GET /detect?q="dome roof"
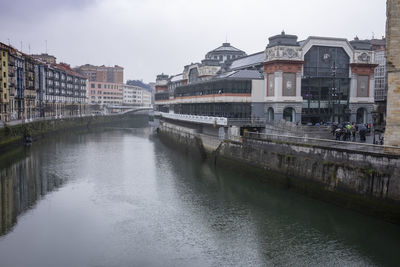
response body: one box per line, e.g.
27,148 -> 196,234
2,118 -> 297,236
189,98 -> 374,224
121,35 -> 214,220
205,42 -> 247,64
210,42 -> 244,53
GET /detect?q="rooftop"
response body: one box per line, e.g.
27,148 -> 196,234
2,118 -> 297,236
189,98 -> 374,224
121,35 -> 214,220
229,51 -> 264,70
216,69 -> 263,79
211,42 -> 244,52
268,31 -> 299,47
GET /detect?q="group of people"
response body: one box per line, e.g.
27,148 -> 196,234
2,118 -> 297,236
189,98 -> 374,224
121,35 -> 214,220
331,122 -> 369,142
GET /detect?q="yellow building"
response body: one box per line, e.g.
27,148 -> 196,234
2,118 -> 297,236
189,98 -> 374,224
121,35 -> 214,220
0,45 -> 9,122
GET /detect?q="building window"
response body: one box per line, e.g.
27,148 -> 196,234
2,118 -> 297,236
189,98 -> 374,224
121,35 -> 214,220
97,90 -> 101,94
283,73 -> 296,96
91,83 -> 95,88
98,84 -> 101,88
357,75 -> 369,97
267,74 -> 274,96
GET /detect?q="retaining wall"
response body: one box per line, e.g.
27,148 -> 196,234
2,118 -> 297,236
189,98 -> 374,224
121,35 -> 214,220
0,113 -> 148,151
157,122 -> 400,223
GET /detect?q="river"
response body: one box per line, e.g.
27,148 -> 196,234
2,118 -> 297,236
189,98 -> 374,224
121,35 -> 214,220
0,125 -> 399,267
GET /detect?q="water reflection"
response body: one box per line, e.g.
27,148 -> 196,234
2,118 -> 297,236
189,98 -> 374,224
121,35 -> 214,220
153,142 -> 400,266
0,127 -> 399,267
0,149 -> 64,236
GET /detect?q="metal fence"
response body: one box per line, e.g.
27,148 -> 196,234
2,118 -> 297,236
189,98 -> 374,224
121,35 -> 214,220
160,112 -> 228,126
227,118 -> 267,127
243,131 -> 400,155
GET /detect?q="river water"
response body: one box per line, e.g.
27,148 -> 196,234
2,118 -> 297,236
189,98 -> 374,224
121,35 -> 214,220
0,126 -> 400,267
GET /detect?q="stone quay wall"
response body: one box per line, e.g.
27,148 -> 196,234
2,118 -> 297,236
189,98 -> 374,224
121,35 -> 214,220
157,123 -> 400,223
0,113 -> 148,151
385,0 -> 400,147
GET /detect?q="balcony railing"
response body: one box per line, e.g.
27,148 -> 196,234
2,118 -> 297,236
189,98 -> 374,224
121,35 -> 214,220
160,112 -> 228,126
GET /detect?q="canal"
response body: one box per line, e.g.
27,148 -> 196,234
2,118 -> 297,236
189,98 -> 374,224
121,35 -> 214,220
0,125 -> 400,267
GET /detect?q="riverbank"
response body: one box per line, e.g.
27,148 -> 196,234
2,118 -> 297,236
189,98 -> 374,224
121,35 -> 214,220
0,113 -> 148,152
157,122 -> 400,224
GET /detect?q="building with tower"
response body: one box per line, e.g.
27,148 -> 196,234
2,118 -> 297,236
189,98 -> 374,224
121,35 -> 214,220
154,32 -> 378,126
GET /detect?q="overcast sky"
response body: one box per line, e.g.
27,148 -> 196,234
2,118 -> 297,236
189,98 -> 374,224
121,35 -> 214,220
0,0 -> 386,83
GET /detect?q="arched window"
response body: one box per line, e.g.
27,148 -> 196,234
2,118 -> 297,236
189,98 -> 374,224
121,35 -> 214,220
188,68 -> 199,84
356,108 -> 367,124
283,107 -> 295,122
267,107 -> 274,122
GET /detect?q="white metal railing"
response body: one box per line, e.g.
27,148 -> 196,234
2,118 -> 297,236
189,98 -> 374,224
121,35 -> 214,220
244,131 -> 400,155
160,112 -> 228,126
227,118 -> 267,126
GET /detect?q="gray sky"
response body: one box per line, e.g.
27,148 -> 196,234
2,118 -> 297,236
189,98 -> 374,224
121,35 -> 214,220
0,0 -> 386,83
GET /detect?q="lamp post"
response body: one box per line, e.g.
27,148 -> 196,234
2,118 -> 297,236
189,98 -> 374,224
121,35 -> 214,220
371,109 -> 378,144
331,61 -> 337,123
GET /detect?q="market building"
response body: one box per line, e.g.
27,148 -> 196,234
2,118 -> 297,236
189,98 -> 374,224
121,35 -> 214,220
155,32 -> 378,125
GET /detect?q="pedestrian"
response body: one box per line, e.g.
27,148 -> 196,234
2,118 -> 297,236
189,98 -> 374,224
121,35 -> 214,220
359,124 -> 367,142
345,123 -> 351,141
335,127 -> 342,141
351,123 -> 356,142
331,123 -> 338,136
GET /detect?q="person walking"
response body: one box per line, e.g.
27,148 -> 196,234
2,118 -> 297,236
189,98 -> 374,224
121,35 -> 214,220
359,124 -> 367,142
331,122 -> 338,137
351,123 -> 356,142
335,127 -> 342,141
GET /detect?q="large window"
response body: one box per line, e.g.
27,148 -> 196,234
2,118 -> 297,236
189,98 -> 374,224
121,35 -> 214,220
175,79 -> 251,98
357,75 -> 369,97
267,74 -> 274,96
283,73 -> 296,96
303,46 -> 350,78
301,77 -> 350,123
188,68 -> 199,84
173,103 -> 251,118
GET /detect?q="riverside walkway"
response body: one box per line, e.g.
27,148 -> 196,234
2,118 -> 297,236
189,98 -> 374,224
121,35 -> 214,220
244,132 -> 400,155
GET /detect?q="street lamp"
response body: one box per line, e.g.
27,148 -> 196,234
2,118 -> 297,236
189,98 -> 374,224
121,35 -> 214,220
371,110 -> 378,144
331,61 -> 337,123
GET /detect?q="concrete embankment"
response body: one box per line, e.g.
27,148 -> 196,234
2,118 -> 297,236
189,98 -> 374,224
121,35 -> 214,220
0,113 -> 148,151
157,122 -> 400,224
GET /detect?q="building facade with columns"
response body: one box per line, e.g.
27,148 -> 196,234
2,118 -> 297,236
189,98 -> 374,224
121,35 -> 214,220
155,33 -> 377,125
261,33 -> 377,124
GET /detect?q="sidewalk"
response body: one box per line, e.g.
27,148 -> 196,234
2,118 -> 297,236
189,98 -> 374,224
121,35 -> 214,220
0,114 -> 93,128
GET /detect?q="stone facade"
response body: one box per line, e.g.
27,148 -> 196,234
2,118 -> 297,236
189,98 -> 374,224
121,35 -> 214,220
385,0 -> 400,147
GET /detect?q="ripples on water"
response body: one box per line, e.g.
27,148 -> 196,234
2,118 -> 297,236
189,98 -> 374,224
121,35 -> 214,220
0,126 -> 399,267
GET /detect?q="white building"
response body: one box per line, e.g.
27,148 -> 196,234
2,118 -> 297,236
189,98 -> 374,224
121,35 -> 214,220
123,84 -> 152,107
